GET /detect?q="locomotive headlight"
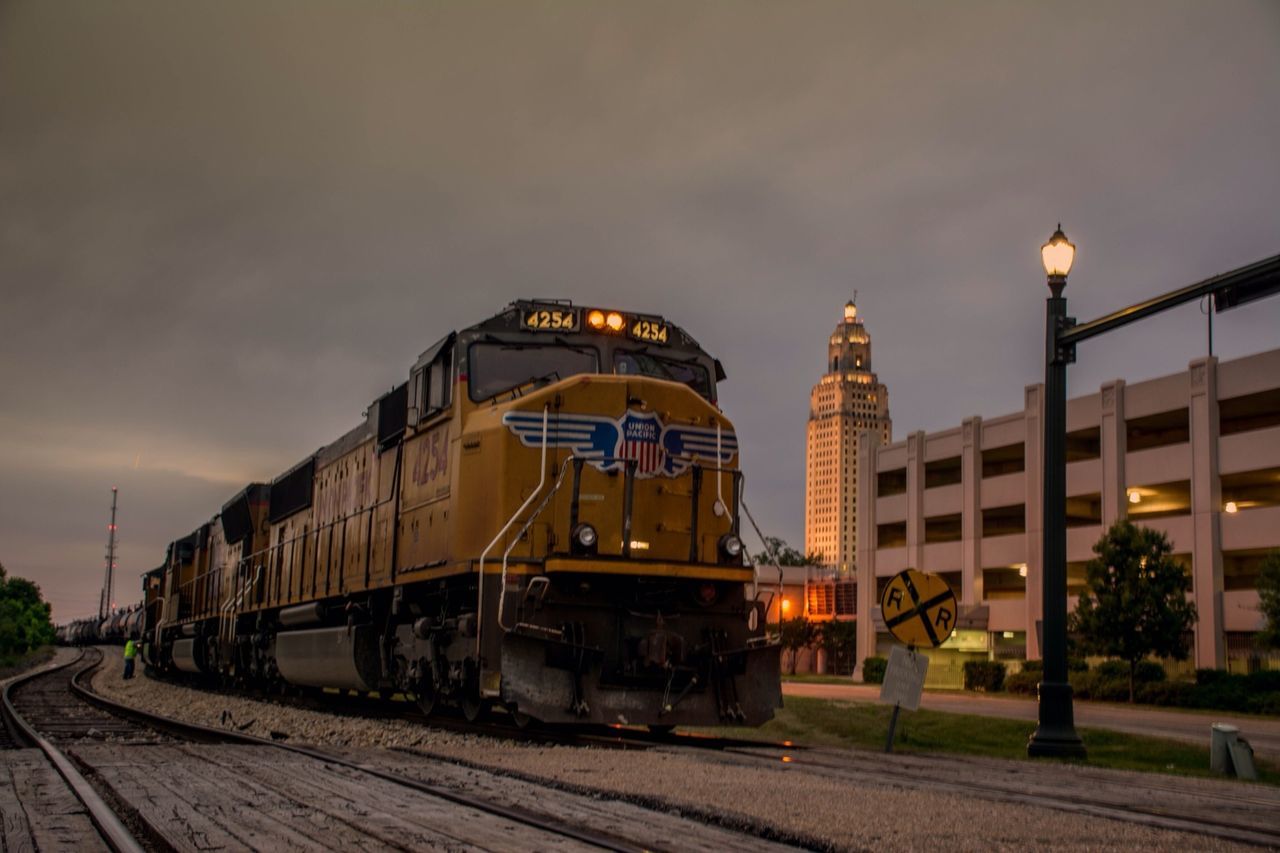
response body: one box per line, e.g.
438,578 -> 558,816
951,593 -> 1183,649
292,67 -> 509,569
572,523 -> 599,555
718,533 -> 743,564
605,311 -> 625,331
587,309 -> 606,329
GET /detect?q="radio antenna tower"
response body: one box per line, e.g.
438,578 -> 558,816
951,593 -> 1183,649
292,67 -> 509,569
100,487 -> 118,620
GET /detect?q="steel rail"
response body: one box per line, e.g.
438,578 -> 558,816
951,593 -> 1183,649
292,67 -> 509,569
1,650 -> 146,853
690,743 -> 1280,849
70,652 -> 648,852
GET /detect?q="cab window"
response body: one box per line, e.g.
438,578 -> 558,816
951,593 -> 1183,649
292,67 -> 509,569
613,349 -> 711,399
468,342 -> 599,401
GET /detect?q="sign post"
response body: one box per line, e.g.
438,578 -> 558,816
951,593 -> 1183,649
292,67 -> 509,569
877,569 -> 958,753
880,644 -> 928,752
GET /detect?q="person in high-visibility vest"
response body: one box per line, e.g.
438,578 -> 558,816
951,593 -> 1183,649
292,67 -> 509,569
123,635 -> 138,680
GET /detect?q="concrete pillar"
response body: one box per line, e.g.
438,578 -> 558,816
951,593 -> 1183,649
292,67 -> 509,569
905,430 -> 926,570
1100,379 -> 1127,526
854,429 -> 879,680
1188,357 -> 1224,668
1024,384 -> 1045,660
961,416 -> 983,605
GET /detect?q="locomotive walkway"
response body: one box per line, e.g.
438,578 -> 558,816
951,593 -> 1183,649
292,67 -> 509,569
782,680 -> 1280,759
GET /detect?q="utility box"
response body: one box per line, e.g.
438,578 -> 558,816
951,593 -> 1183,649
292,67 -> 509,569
1210,723 -> 1258,781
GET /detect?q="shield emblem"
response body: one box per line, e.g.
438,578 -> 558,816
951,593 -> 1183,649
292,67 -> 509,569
619,411 -> 666,478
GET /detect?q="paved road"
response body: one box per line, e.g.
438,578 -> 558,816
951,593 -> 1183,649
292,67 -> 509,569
783,681 -> 1280,760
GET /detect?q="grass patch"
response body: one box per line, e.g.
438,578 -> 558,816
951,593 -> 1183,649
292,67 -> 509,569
691,696 -> 1280,785
780,673 -> 857,685
0,646 -> 54,680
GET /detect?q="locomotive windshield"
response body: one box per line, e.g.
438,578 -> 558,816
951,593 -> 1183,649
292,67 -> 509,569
613,349 -> 711,399
468,341 -> 599,401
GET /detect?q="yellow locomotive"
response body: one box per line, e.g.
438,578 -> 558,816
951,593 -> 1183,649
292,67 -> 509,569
144,301 -> 782,727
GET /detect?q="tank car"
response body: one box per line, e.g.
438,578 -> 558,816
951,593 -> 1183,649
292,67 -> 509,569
146,301 -> 783,727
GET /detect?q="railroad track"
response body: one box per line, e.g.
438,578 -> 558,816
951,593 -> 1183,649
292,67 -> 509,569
106,653 -> 1280,848
652,738 -> 1280,849
11,648 -> 802,852
3,649 -> 145,852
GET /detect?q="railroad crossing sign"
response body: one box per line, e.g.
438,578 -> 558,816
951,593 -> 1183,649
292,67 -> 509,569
879,569 -> 957,648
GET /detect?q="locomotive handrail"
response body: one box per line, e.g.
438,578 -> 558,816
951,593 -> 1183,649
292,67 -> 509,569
715,422 -> 726,516
740,497 -> 784,636
476,404 -> 550,661
219,562 -> 262,644
497,455 -> 577,633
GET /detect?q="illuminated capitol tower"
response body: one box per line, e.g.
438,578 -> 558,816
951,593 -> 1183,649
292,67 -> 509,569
805,299 -> 891,568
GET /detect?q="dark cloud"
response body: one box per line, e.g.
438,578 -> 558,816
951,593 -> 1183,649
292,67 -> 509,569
2,1 -> 1277,619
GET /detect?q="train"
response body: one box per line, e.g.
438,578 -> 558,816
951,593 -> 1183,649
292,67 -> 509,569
56,607 -> 144,646
133,301 -> 783,728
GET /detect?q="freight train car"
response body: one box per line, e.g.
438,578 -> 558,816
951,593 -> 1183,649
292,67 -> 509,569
146,301 -> 782,728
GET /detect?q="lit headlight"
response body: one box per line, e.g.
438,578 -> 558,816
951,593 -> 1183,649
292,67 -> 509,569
572,523 -> 598,554
587,310 -> 606,329
718,533 -> 743,563
605,311 -> 625,331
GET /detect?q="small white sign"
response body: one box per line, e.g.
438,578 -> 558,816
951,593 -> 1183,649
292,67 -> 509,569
879,645 -> 928,711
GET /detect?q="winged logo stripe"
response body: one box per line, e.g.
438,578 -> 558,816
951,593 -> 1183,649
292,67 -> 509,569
501,409 -> 738,478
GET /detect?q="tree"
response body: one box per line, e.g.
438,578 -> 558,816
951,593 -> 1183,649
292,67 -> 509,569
753,536 -> 823,567
1258,549 -> 1280,650
0,562 -> 56,658
1068,520 -> 1197,702
779,617 -> 816,676
816,619 -> 858,675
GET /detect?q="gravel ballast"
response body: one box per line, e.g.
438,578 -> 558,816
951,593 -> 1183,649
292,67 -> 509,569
90,647 -> 1257,851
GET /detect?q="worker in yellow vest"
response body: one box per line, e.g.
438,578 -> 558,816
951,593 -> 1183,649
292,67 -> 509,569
123,635 -> 138,680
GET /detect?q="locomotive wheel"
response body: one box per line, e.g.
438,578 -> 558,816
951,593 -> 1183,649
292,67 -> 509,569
506,704 -> 536,730
461,695 -> 490,723
415,685 -> 438,717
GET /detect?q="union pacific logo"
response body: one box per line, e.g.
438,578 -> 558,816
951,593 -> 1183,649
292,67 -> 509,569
501,410 -> 737,479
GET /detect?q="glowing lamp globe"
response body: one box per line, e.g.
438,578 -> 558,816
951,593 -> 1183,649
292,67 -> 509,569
1041,225 -> 1076,280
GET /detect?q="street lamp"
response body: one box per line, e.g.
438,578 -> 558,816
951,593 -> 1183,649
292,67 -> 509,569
1041,225 -> 1076,279
1028,224 -> 1087,758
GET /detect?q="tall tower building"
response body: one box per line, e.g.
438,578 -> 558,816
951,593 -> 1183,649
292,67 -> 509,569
805,300 -> 891,568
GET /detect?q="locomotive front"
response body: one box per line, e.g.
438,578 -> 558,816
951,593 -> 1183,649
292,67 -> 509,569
454,303 -> 783,727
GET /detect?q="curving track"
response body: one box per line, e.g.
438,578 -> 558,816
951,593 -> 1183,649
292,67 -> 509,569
133,658 -> 1280,849
3,649 -> 144,852
11,648 -> 803,852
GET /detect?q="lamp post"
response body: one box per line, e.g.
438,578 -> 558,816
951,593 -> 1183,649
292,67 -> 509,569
1028,225 -> 1087,758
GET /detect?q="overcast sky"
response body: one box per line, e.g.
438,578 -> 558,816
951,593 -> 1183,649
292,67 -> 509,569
2,1 -> 1277,621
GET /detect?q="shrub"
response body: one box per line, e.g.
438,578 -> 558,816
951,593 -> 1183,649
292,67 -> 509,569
1019,660 -> 1043,675
1195,668 -> 1230,686
1134,661 -> 1167,683
1135,680 -> 1196,706
1068,670 -> 1094,699
1192,678 -> 1252,713
1249,692 -> 1280,715
963,660 -> 1006,692
1245,670 -> 1280,692
1094,660 -> 1128,680
1005,671 -> 1039,695
1091,677 -> 1132,702
861,656 -> 887,684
